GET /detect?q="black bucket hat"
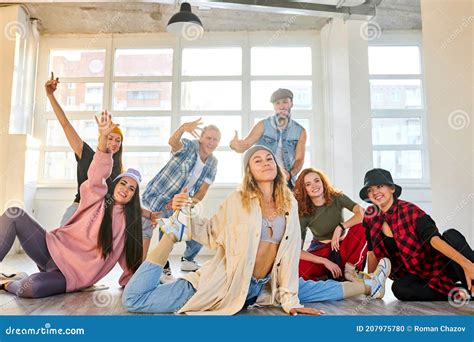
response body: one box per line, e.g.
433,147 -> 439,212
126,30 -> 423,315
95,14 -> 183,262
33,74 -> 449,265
359,168 -> 402,203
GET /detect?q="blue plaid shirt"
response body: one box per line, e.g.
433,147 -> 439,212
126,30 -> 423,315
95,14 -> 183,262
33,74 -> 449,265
142,139 -> 218,216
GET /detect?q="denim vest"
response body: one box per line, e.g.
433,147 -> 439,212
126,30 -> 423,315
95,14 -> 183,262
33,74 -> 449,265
256,116 -> 303,185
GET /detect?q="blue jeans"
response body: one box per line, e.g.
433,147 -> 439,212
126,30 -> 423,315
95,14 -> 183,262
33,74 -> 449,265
123,262 -> 344,313
298,277 -> 343,302
123,261 -> 270,313
182,240 -> 202,261
244,274 -> 271,307
307,239 -> 326,253
123,261 -> 196,313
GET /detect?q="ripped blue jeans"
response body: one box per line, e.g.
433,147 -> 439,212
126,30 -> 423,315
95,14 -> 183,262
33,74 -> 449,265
123,261 -> 343,314
122,261 -> 270,314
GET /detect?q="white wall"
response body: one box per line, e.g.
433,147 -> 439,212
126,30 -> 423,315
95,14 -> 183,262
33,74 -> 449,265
347,21 -> 374,202
0,6 -> 19,215
421,0 -> 473,243
321,19 -> 356,196
0,5 -> 40,256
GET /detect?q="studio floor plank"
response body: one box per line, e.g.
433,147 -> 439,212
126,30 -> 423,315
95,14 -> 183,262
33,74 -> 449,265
1,254 -> 472,316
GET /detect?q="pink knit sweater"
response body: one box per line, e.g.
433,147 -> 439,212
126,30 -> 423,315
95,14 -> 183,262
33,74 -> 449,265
46,150 -> 132,292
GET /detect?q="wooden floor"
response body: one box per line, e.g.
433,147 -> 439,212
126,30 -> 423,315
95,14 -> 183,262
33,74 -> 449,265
1,253 -> 472,316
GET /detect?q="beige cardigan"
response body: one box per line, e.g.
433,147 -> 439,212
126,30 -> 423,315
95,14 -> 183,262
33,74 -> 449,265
178,190 -> 303,315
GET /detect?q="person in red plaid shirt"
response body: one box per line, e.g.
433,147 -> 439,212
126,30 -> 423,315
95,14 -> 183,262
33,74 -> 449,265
360,168 -> 474,301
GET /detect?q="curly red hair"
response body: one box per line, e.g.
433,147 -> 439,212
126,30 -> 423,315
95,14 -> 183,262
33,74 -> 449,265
293,168 -> 342,217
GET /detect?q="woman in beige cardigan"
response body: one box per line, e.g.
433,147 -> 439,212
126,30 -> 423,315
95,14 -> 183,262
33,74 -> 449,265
123,145 -> 389,315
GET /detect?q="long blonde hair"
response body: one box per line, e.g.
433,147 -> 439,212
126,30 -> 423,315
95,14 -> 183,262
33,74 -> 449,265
240,162 -> 293,214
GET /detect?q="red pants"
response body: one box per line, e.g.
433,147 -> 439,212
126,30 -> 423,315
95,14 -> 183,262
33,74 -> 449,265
299,223 -> 368,281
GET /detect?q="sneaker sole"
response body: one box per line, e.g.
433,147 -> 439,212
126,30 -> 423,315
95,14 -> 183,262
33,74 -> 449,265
180,266 -> 199,272
160,277 -> 176,284
372,259 -> 392,299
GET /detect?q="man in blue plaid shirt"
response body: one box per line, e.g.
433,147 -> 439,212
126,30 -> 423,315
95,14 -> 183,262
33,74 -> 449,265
141,118 -> 220,283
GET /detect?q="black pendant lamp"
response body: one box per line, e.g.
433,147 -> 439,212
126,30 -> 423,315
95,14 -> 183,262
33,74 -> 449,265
167,2 -> 204,38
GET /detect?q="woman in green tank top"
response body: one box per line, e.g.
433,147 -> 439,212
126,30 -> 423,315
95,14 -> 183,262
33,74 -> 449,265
294,168 -> 368,281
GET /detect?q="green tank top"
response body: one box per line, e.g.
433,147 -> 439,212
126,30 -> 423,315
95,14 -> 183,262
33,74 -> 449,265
299,193 -> 357,241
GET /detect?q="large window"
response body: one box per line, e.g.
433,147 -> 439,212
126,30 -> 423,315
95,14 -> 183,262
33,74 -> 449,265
38,38 -> 315,185
249,46 -> 314,173
368,45 -> 428,182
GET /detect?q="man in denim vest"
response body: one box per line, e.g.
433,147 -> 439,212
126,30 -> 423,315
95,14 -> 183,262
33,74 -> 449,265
230,88 -> 307,187
142,118 -> 220,283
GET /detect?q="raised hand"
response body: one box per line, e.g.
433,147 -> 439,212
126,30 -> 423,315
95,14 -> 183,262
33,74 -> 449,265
289,307 -> 325,316
229,130 -> 250,151
181,118 -> 203,139
45,72 -> 60,96
171,187 -> 193,211
94,110 -> 119,138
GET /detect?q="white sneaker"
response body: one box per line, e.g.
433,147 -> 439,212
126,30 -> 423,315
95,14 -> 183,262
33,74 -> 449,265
367,258 -> 391,299
158,211 -> 190,242
180,258 -> 201,272
160,267 -> 176,284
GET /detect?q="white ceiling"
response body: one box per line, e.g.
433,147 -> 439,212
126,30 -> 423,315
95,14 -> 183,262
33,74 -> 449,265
3,0 -> 421,34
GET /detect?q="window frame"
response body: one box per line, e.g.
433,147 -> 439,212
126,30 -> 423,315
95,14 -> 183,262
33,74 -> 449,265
368,33 -> 430,185
34,32 -> 319,187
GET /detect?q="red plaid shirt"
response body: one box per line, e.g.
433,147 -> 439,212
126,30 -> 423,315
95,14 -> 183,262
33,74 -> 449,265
363,199 -> 454,295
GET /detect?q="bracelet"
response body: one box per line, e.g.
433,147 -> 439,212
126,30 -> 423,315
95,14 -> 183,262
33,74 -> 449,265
338,223 -> 346,231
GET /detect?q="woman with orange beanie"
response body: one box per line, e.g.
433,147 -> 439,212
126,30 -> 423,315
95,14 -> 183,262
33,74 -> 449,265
45,72 -> 126,226
46,73 -> 159,259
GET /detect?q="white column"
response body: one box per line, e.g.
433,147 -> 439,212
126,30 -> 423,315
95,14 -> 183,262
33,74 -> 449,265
421,0 -> 473,243
320,18 -> 373,200
0,6 -> 40,256
0,5 -> 22,211
347,20 -> 373,201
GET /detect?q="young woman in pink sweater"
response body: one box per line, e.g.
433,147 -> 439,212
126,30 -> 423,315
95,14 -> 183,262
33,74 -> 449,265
0,112 -> 143,297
